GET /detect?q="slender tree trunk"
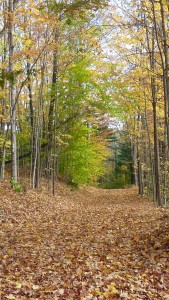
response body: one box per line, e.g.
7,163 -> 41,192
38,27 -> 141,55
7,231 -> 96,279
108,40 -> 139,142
0,5 -> 7,179
131,117 -> 138,186
47,29 -> 58,188
0,143 -> 6,180
137,114 -> 144,195
133,143 -> 138,186
27,61 -> 34,129
152,98 -> 161,204
32,63 -> 44,188
144,96 -> 155,200
52,101 -> 57,196
150,29 -> 162,206
137,154 -> 144,195
27,60 -> 37,184
48,29 -> 58,143
159,0 -> 169,146
8,0 -> 17,181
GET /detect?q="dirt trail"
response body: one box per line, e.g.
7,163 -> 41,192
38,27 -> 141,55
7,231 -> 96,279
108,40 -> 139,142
0,181 -> 169,300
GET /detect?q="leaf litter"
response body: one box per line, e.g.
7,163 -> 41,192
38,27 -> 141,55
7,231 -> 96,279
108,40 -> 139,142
0,180 -> 169,299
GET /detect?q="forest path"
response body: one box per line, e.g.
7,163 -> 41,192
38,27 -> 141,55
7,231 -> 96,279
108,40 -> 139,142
0,181 -> 169,300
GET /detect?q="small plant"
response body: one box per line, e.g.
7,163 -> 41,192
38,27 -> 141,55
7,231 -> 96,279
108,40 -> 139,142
68,180 -> 78,191
10,178 -> 23,193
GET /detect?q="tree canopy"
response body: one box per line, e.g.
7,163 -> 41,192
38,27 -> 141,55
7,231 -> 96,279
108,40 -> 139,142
1,0 -> 169,206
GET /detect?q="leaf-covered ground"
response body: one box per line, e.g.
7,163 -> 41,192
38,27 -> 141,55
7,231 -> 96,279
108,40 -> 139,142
0,180 -> 169,300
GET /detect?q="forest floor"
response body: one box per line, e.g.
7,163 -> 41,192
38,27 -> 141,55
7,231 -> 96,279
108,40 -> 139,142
0,180 -> 169,300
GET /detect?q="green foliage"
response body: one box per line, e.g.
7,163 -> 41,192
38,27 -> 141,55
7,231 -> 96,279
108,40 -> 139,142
10,178 -> 23,193
54,56 -> 112,187
0,70 -> 23,87
100,135 -> 133,189
48,0 -> 108,15
116,141 -> 132,168
101,171 -> 131,189
0,137 -> 11,149
59,122 -> 108,186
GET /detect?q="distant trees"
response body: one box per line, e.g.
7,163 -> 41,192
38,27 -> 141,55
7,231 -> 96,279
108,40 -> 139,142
100,131 -> 134,189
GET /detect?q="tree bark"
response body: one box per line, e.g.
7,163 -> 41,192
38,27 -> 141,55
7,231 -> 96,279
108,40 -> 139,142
8,0 -> 17,181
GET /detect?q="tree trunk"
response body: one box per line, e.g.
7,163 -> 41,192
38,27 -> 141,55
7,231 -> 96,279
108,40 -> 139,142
150,28 -> 162,206
47,29 -> 58,188
8,0 -> 17,181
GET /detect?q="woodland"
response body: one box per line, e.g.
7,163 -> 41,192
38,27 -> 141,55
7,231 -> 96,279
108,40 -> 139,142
0,0 -> 169,299
0,0 -> 169,205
